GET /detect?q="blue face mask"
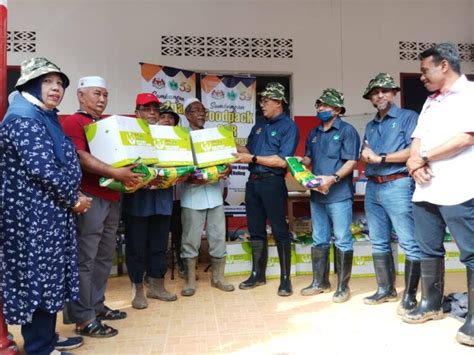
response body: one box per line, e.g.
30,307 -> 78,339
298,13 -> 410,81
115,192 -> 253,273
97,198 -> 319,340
317,110 -> 334,122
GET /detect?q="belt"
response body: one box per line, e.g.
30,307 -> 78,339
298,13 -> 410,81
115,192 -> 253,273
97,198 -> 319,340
249,173 -> 277,180
368,172 -> 409,184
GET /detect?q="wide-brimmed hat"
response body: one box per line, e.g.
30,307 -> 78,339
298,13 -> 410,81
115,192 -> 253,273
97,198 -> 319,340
15,57 -> 70,89
316,88 -> 346,115
363,73 -> 400,99
159,102 -> 180,124
258,82 -> 287,103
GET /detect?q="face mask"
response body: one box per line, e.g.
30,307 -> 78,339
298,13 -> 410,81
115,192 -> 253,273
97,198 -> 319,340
317,110 -> 334,122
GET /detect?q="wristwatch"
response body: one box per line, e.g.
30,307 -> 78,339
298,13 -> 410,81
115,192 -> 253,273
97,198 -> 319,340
251,155 -> 258,163
332,174 -> 341,183
421,150 -> 429,162
380,153 -> 387,163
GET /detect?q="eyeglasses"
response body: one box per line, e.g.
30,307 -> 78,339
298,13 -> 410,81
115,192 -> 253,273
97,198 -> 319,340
259,98 -> 273,105
138,106 -> 160,114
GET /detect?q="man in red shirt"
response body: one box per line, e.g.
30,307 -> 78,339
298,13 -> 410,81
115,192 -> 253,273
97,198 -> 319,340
62,76 -> 142,338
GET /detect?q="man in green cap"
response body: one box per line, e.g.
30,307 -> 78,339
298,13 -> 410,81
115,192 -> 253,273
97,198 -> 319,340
233,82 -> 299,297
297,88 -> 360,303
360,73 -> 421,314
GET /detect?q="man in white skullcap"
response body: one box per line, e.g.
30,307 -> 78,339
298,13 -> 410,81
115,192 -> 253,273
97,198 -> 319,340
62,76 -> 143,338
179,98 -> 234,297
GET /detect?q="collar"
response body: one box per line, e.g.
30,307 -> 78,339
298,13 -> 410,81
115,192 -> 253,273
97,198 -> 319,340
318,116 -> 341,131
267,112 -> 286,125
22,92 -> 50,112
428,75 -> 468,100
76,110 -> 99,121
373,104 -> 400,123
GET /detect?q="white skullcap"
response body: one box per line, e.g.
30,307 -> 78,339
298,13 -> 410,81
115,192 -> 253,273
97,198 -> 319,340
77,76 -> 107,90
184,97 -> 200,111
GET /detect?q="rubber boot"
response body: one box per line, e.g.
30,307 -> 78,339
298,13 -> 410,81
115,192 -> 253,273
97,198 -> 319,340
210,257 -> 235,292
277,242 -> 293,297
456,267 -> 474,346
397,259 -> 421,316
333,248 -> 353,303
363,252 -> 397,305
239,239 -> 268,290
402,257 -> 445,324
300,246 -> 331,296
147,277 -> 177,301
131,283 -> 148,309
181,257 -> 197,297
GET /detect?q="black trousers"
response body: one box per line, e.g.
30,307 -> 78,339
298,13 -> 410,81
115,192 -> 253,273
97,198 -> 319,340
245,175 -> 291,243
124,213 -> 171,283
21,308 -> 57,355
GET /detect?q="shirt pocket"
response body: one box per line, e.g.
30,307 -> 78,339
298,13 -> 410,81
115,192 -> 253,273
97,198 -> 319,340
324,140 -> 342,159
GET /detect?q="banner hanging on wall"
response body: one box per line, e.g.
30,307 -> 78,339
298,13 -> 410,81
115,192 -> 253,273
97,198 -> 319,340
140,63 -> 196,125
200,75 -> 256,215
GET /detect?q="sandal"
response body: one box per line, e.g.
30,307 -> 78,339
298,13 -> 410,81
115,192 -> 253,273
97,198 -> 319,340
96,305 -> 127,321
75,319 -> 118,338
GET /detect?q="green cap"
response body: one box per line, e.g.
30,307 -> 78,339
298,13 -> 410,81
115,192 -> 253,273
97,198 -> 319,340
363,73 -> 400,99
15,57 -> 70,89
159,102 -> 180,124
258,82 -> 287,103
316,88 -> 346,115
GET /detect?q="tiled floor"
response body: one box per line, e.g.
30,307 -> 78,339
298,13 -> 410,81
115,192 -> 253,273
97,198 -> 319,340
7,264 -> 472,354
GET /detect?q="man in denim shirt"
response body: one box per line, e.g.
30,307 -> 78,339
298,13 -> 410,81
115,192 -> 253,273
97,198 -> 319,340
298,89 -> 360,303
180,98 -> 234,297
234,83 -> 299,297
360,73 -> 421,315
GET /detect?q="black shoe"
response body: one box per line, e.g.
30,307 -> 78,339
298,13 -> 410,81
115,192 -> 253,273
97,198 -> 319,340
363,252 -> 397,305
333,248 -> 353,303
239,239 -> 268,290
456,267 -> 474,346
300,246 -> 331,296
397,259 -> 421,316
277,242 -> 293,297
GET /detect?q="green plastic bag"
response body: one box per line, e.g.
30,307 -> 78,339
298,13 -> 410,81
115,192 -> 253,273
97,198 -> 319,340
99,160 -> 158,193
286,157 -> 322,189
147,165 -> 196,189
189,164 -> 231,184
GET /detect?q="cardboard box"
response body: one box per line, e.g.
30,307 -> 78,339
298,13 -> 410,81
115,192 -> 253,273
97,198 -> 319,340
352,241 -> 398,277
266,244 -> 297,279
85,115 -> 158,167
293,217 -> 312,234
224,241 -> 252,276
190,126 -> 237,168
149,125 -> 194,166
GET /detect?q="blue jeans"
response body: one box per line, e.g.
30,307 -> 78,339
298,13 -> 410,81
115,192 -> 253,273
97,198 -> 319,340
365,177 -> 420,260
413,198 -> 474,268
310,198 -> 353,252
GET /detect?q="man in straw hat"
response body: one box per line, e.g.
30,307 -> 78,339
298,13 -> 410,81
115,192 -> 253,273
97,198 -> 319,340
298,88 -> 360,303
233,82 -> 299,297
62,76 -> 143,338
360,73 -> 421,313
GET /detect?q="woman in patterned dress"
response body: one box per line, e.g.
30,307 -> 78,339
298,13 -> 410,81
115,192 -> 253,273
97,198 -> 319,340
0,57 -> 91,354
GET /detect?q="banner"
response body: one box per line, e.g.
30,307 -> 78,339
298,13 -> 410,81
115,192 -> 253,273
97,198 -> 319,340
201,75 -> 256,215
140,63 -> 196,126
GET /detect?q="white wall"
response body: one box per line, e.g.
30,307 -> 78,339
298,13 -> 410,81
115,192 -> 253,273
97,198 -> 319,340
7,0 -> 474,132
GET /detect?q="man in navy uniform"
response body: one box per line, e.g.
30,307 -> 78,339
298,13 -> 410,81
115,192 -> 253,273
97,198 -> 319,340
234,82 -> 299,296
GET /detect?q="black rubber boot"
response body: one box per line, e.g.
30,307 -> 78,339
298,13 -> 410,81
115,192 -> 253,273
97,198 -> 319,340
300,246 -> 331,296
402,257 -> 445,324
239,239 -> 268,290
397,259 -> 421,316
456,267 -> 474,346
277,242 -> 293,296
333,248 -> 353,303
363,252 -> 397,305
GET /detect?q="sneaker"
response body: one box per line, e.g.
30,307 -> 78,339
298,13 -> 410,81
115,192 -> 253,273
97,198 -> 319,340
55,334 -> 84,351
